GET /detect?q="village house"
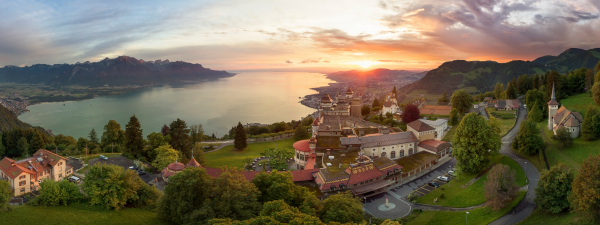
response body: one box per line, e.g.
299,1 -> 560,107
0,149 -> 73,196
418,119 -> 448,140
381,92 -> 399,115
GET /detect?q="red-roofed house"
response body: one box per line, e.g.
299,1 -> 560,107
0,149 -> 72,196
418,139 -> 452,158
293,139 -> 316,170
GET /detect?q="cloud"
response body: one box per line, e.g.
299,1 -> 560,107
285,59 -> 294,63
378,60 -> 404,62
301,58 -> 323,63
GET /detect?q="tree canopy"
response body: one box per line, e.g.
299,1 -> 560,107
450,90 -> 473,114
527,101 -> 543,122
581,105 -> 600,141
169,118 -> 192,160
152,144 -> 179,170
514,119 -> 544,155
234,122 -> 247,150
569,154 -> 600,221
535,163 -> 573,214
402,104 -> 420,123
452,113 -> 499,173
319,191 -> 364,224
0,179 -> 11,211
484,164 -> 518,211
125,115 -> 144,157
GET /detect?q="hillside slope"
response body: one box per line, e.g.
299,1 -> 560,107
0,104 -> 34,132
0,56 -> 234,87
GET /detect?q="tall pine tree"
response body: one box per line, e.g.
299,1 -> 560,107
18,137 -> 29,157
28,131 -> 44,155
234,122 -> 247,150
0,135 -> 5,156
581,105 -> 599,141
125,115 -> 145,157
89,128 -> 99,143
527,101 -> 543,122
169,118 -> 191,159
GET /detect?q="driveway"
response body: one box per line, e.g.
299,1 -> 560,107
87,155 -> 158,184
66,157 -> 84,171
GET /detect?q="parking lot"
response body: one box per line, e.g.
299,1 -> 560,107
87,155 -> 158,184
409,172 -> 453,197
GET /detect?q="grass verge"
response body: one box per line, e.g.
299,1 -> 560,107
517,209 -> 594,225
204,138 -> 296,168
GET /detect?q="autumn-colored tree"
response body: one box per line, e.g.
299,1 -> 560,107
569,154 -> 600,221
535,163 -> 574,214
152,144 -> 179,170
160,124 -> 169,136
401,104 -> 420,123
484,164 -> 519,211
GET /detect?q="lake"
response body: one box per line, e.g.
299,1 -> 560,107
18,72 -> 331,139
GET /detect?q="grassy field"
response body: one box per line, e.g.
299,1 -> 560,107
561,92 -> 593,117
204,138 -> 297,168
417,155 -> 527,207
486,108 -> 517,136
517,209 -> 593,225
442,126 -> 456,142
0,204 -> 167,225
407,191 -> 526,225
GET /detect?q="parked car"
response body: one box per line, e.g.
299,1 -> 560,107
99,155 -> 108,160
448,170 -> 455,175
128,166 -> 137,170
68,176 -> 81,184
428,182 -> 440,188
137,169 -> 146,175
437,176 -> 450,182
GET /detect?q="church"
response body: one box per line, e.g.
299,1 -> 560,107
548,84 -> 583,138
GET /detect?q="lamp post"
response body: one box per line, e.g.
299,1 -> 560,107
466,211 -> 469,225
525,162 -> 528,183
363,197 -> 367,218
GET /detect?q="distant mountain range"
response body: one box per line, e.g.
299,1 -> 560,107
0,56 -> 234,87
405,48 -> 600,94
326,68 -> 426,88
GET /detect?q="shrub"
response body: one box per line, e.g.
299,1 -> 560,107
439,193 -> 445,199
29,179 -> 81,206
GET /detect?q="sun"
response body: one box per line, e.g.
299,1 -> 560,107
350,60 -> 379,68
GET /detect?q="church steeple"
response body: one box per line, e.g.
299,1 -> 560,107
548,82 -> 559,106
551,83 -> 556,100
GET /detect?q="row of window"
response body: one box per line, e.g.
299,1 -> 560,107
373,149 -> 414,158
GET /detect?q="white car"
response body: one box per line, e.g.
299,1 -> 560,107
437,176 -> 450,182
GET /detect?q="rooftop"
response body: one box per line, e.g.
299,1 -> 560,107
407,120 -> 435,132
395,151 -> 439,171
420,105 -> 451,115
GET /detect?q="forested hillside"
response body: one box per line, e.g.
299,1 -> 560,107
0,104 -> 32,132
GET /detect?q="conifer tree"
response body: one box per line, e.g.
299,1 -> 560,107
29,131 -> 44,155
88,128 -> 99,143
392,86 -> 397,96
125,115 -> 145,157
582,105 -> 599,141
449,108 -> 459,126
371,98 -> 380,108
192,143 -> 207,165
169,118 -> 191,158
527,101 -> 543,122
0,135 -> 5,156
234,122 -> 247,150
18,137 -> 29,157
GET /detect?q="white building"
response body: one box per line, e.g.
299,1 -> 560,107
340,132 -> 419,160
418,119 -> 448,140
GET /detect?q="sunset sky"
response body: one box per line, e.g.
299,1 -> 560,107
1,0 -> 599,71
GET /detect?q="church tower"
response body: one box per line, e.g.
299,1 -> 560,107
547,83 -> 559,130
350,92 -> 362,118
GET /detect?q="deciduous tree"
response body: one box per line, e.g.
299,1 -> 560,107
0,135 -> 5,156
158,167 -> 214,224
234,122 -> 247,150
30,179 -> 82,206
28,131 -> 44,155
452,113 -> 499,173
192,143 -> 207,165
484,164 -> 519,211
449,108 -> 459,126
593,83 -> 600,106
527,101 -> 543,122
101,120 -> 125,149
535,163 -> 573,214
361,105 -> 371,116
438,92 -> 448,103
402,104 -> 420,123
450,90 -> 473,114
252,171 -> 320,213
152,144 -> 179,170
514,120 -> 544,155
553,128 -> 573,148
211,166 -> 261,220
581,105 -> 599,141
125,115 -> 144,157
161,124 -> 169,136
294,125 -> 308,140
0,179 -> 11,211
319,191 -> 363,224
18,137 -> 29,157
569,154 -> 600,221
190,124 -> 204,145
83,163 -> 150,210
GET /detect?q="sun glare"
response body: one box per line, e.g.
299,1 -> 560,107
350,61 -> 379,68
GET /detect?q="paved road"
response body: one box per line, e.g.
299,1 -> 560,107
365,158 -> 457,219
490,99 -> 541,225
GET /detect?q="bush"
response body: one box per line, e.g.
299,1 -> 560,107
29,179 -> 82,206
406,193 -> 419,203
440,193 -> 445,199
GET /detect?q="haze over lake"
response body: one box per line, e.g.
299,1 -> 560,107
19,72 -> 331,139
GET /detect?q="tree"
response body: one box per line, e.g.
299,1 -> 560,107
124,115 -> 144,157
527,101 -> 543,122
88,128 -> 99,144
361,105 -> 371,116
553,128 -> 573,148
514,120 -> 544,155
0,180 -> 10,211
76,137 -> 88,151
371,98 -> 380,108
101,120 -> 125,149
234,122 -> 247,150
450,90 -> 473,114
402,104 -> 420,123
30,179 -> 82,206
301,116 -> 314,127
28,131 -> 44,155
0,135 -> 5,156
585,69 -> 594,91
438,92 -> 448,103
152,144 -> 179,170
593,83 -> 600,106
252,171 -> 319,213
505,82 -> 517,99
161,124 -> 169,136
210,166 -> 261,220
192,143 -> 207,165
18,137 -> 29,157
392,86 -> 397,96
190,124 -> 204,145
452,113 -> 499,173
581,105 -> 599,141
494,82 -> 505,99
169,118 -> 191,159
484,164 -> 518,211
535,163 -> 574,214
319,191 -> 363,224
569,154 -> 600,221
294,125 -> 308,140
158,167 -> 214,224
54,134 -> 77,146
449,108 -> 459,126
83,162 -> 151,210
263,147 -> 294,171
487,117 -> 502,140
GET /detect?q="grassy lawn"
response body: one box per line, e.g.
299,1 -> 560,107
442,126 -> 456,142
0,204 -> 167,225
486,108 -> 517,136
204,138 -> 297,168
517,209 -> 593,225
561,92 -> 593,117
417,155 -> 526,207
407,191 -> 526,225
